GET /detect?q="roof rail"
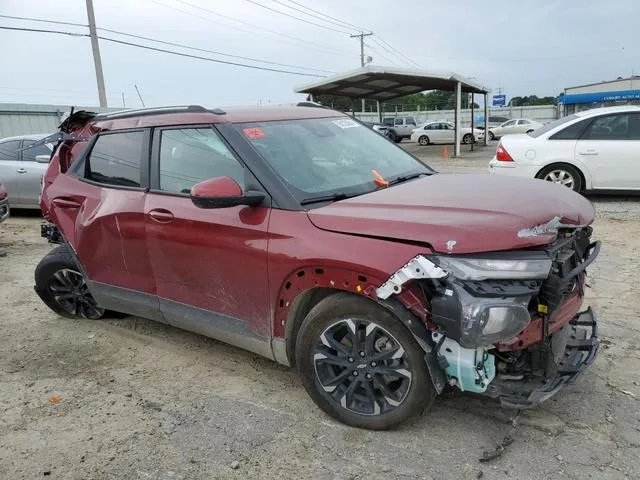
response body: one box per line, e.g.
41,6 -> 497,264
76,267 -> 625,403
94,105 -> 220,121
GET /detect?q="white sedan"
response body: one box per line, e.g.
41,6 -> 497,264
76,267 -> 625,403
488,106 -> 640,192
410,122 -> 484,145
487,118 -> 543,140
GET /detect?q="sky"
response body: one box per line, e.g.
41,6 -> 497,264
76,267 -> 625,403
0,0 -> 638,108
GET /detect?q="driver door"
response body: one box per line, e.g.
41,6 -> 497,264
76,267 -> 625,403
144,126 -> 273,345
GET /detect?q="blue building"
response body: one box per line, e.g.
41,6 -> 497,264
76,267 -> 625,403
559,76 -> 640,116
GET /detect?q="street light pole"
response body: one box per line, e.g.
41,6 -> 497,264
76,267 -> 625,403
86,0 -> 107,107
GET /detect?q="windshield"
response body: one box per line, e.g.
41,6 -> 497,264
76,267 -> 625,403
529,114 -> 579,138
236,117 -> 434,203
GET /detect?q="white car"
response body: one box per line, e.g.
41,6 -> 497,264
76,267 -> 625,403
488,106 -> 640,192
410,121 -> 484,145
488,118 -> 543,140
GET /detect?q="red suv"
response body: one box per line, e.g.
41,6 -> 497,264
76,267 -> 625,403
37,105 -> 600,430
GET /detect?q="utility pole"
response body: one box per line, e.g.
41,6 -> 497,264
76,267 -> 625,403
86,0 -> 107,107
351,32 -> 373,114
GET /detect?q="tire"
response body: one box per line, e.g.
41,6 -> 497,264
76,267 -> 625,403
34,244 -> 106,320
295,293 -> 436,430
463,133 -> 474,144
536,163 -> 583,192
488,131 -> 495,141
526,129 -> 534,134
418,135 -> 429,146
387,131 -> 398,143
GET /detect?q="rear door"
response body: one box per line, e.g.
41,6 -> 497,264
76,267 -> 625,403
575,112 -> 640,189
145,126 -> 272,342
0,139 -> 24,205
19,139 -> 53,207
45,129 -> 159,318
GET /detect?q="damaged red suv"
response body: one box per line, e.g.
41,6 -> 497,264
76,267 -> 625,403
37,105 -> 600,429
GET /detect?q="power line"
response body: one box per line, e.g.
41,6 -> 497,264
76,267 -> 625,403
0,25 -> 324,77
371,36 -> 421,68
96,36 -> 324,77
269,0 -> 364,32
243,0 -> 353,34
282,0 -> 369,31
97,27 -> 334,73
0,14 -> 86,28
0,14 -> 334,74
363,42 -> 401,67
159,0 -> 358,57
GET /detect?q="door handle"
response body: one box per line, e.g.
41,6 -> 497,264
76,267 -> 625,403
148,209 -> 174,223
16,168 -> 27,174
52,197 -> 82,209
579,150 -> 599,156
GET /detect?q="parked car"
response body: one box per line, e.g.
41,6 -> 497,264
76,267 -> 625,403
489,106 -> 640,192
488,118 -> 543,140
37,105 -> 600,430
362,121 -> 390,137
410,121 -> 484,145
471,115 -> 510,130
0,182 -> 9,223
0,134 -> 54,209
382,116 -> 417,143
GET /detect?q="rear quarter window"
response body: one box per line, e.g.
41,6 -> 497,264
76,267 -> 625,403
84,131 -> 144,187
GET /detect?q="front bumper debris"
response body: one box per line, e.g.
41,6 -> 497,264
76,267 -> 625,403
488,307 -> 599,408
41,223 -> 64,244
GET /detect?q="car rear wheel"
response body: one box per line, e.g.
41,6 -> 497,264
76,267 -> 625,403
295,293 -> 435,430
387,131 -> 398,143
488,131 -> 495,141
537,164 -> 583,192
463,133 -> 474,144
526,129 -> 534,134
418,135 -> 429,146
34,245 -> 105,320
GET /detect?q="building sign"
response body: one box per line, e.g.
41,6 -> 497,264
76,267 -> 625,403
492,95 -> 506,107
559,89 -> 640,105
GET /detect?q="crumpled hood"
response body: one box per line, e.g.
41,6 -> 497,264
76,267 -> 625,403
307,174 -> 595,254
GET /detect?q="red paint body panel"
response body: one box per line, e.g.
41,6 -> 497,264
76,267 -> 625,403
308,174 -> 595,254
267,210 -> 427,338
43,174 -> 154,294
144,193 -> 271,336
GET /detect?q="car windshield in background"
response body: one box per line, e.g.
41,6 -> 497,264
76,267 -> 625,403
529,114 -> 579,138
237,117 -> 433,203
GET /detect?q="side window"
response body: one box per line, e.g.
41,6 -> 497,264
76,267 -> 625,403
503,120 -> 517,127
158,128 -> 244,195
0,140 -> 22,161
584,114 -> 629,140
627,114 -> 640,140
86,131 -> 144,187
22,142 -> 52,162
394,118 -> 403,126
549,118 -> 593,140
518,120 -> 530,125
406,117 -> 416,126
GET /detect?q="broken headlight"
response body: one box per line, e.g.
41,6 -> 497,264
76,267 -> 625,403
434,253 -> 552,281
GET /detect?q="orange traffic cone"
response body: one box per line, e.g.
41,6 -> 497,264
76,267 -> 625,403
441,146 -> 449,158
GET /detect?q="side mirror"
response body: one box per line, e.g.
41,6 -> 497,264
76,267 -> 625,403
190,176 -> 265,209
35,154 -> 51,163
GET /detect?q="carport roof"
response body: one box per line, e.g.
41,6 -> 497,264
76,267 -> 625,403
295,65 -> 489,101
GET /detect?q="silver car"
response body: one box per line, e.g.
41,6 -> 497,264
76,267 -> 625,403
0,134 -> 54,209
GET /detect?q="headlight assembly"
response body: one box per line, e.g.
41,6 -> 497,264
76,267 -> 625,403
434,254 -> 552,281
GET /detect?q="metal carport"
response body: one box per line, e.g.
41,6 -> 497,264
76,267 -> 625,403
295,65 -> 490,157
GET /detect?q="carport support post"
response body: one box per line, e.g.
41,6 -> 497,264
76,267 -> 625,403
454,81 -> 462,157
377,100 -> 382,123
484,93 -> 489,146
470,94 -> 474,152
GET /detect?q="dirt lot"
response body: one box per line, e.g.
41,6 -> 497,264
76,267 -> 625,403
1,152 -> 639,479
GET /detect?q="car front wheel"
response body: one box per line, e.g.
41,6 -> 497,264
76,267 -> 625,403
488,131 -> 495,141
34,245 -> 105,320
537,164 -> 583,192
418,135 -> 429,146
462,133 -> 474,144
295,293 -> 435,430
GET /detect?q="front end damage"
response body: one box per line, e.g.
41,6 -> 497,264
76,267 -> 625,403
377,226 -> 600,408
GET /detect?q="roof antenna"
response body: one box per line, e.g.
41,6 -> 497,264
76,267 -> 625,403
134,84 -> 146,107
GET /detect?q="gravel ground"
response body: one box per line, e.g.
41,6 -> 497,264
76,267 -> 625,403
1,154 -> 639,479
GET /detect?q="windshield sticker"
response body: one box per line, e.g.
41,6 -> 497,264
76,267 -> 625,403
332,119 -> 360,129
243,127 -> 266,139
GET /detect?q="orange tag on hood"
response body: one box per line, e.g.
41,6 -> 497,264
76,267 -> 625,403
372,169 -> 389,187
